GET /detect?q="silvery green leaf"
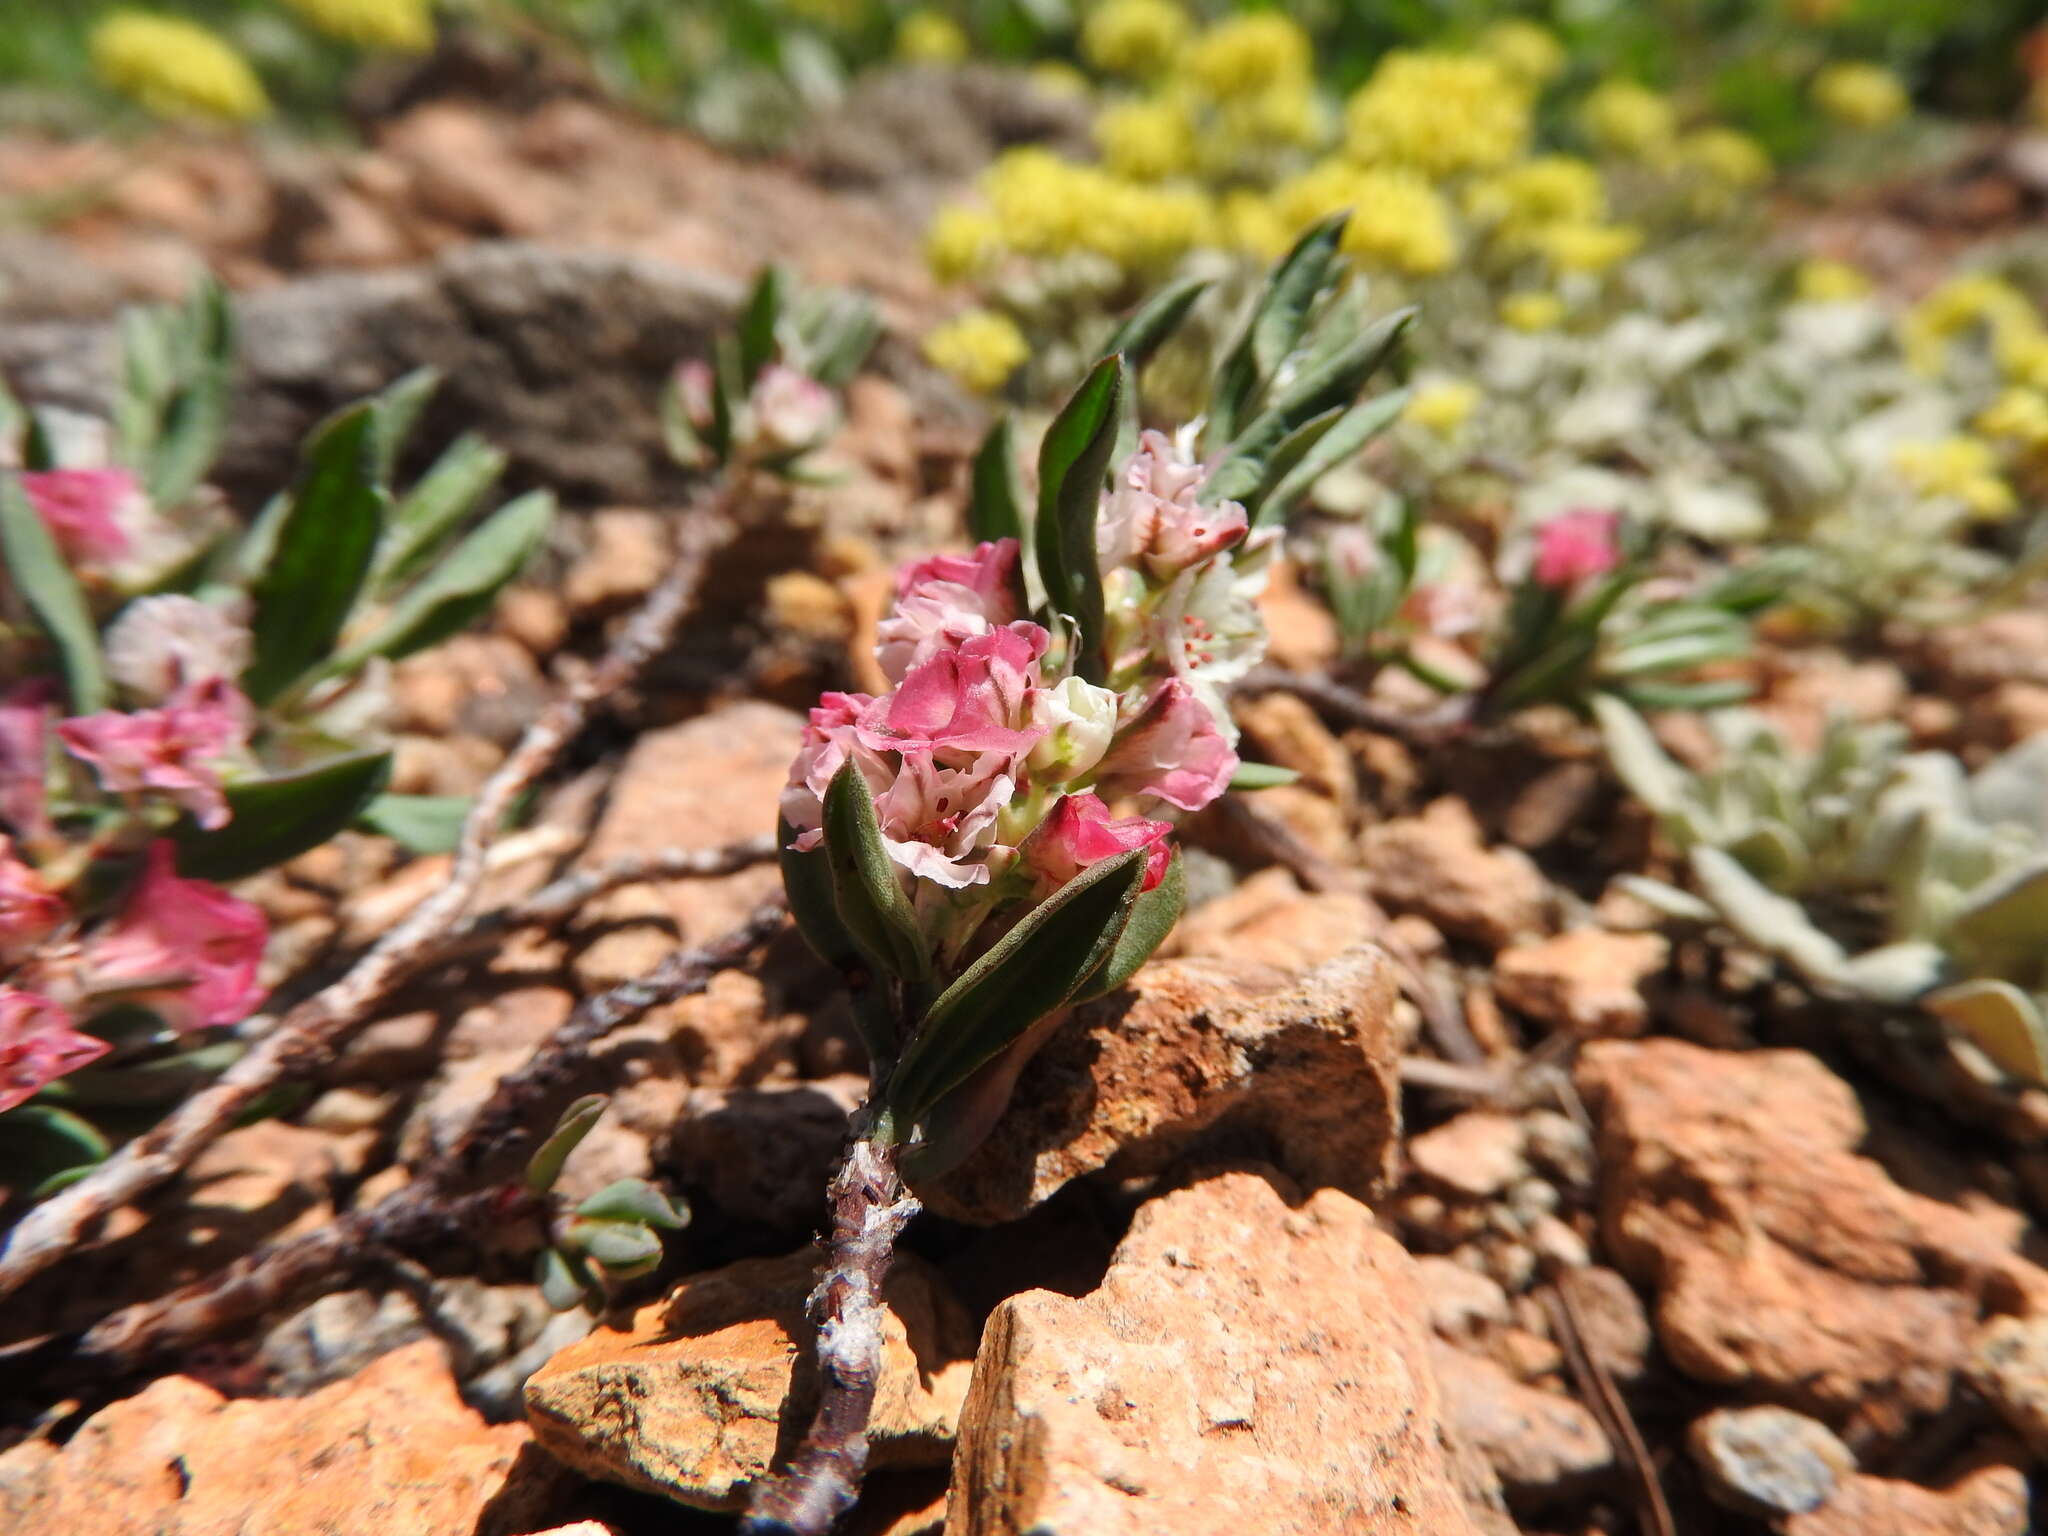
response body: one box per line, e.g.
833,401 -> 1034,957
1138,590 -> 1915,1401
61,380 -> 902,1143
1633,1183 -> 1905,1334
1592,694 -> 1687,816
1969,735 -> 2048,838
1727,820 -> 1806,888
564,1217 -> 664,1271
1690,846 -> 1848,985
1105,275 -> 1209,372
367,366 -> 441,485
1924,979 -> 2048,1088
0,473 -> 107,711
1210,211 -> 1347,445
1947,856 -> 2048,956
1228,762 -> 1300,790
1832,942 -> 1948,1005
1613,875 -> 1718,925
526,1095 -> 607,1194
737,266 -> 785,384
374,433 -> 509,591
537,1246 -> 593,1311
1255,389 -> 1409,528
575,1178 -> 689,1230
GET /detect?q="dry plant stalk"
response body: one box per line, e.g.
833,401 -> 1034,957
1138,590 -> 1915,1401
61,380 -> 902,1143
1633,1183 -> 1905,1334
0,510 -> 736,1304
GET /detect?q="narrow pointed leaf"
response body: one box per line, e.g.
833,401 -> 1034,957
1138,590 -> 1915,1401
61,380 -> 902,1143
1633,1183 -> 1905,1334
367,366 -> 441,485
375,433 -> 509,590
1104,275 -> 1210,371
1690,846 -> 1848,984
823,760 -> 929,983
244,406 -> 386,704
1925,979 -> 2048,1086
887,848 -> 1144,1125
0,473 -> 107,711
1228,762 -> 1300,790
147,277 -> 234,508
968,416 -> 1025,548
1256,388 -> 1410,526
1034,354 -> 1123,681
1592,693 -> 1688,815
174,749 -> 392,880
575,1177 -> 689,1229
738,266 -> 785,383
536,1246 -> 593,1311
525,1094 -> 607,1193
357,792 -> 471,854
1077,848 -> 1184,1001
1947,856 -> 2048,957
1211,211 -> 1348,444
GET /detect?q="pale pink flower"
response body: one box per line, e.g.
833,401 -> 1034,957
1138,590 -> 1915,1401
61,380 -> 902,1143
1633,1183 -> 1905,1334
1325,524 -> 1380,584
0,684 -> 53,839
83,841 -> 267,1032
781,690 -> 884,850
0,837 -> 64,966
103,594 -> 254,704
876,538 -> 1021,683
872,750 -> 1017,888
1093,679 -> 1238,813
0,988 -> 109,1114
675,360 -> 717,431
1025,793 -> 1172,894
18,467 -> 139,565
1401,582 -> 1486,639
750,365 -> 838,454
1097,430 -> 1249,579
857,623 -> 1048,761
1532,509 -> 1622,590
57,677 -> 252,831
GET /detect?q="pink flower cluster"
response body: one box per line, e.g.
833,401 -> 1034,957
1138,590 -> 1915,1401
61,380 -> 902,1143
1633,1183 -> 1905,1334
1532,509 -> 1622,590
20,467 -> 142,566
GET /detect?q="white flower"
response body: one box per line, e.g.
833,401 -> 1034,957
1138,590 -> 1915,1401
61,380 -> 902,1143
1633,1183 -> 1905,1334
104,594 -> 254,703
1027,675 -> 1118,781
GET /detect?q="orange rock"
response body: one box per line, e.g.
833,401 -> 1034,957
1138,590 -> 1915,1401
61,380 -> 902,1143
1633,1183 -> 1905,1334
0,1341 -> 545,1535
1494,928 -> 1669,1038
1362,798 -> 1550,948
1782,1465 -> 2029,1536
1429,1341 -> 1613,1501
524,1249 -> 974,1511
1170,867 -> 1379,972
947,1169 -> 1499,1534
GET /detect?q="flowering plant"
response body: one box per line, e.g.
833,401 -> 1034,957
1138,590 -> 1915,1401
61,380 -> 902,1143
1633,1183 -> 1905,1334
0,283 -> 552,1191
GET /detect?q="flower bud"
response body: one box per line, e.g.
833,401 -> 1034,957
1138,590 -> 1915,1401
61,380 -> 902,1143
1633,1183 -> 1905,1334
1532,509 -> 1622,590
1027,675 -> 1118,782
749,364 -> 838,456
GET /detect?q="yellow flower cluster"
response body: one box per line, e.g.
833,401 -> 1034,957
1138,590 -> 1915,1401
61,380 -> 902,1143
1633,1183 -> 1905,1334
1901,274 -> 2041,377
1476,20 -> 1566,91
91,11 -> 270,121
923,309 -> 1029,395
978,147 -> 1212,272
1794,259 -> 1872,303
1093,96 -> 1197,181
1977,389 -> 2048,451
1534,221 -> 1642,275
924,205 -> 1004,285
1404,378 -> 1481,436
1344,51 -> 1531,178
1892,437 -> 2015,519
1465,156 -> 1607,229
1812,62 -> 1909,129
1181,12 -> 1313,101
1680,128 -> 1771,189
1500,291 -> 1566,332
896,9 -> 968,64
1080,0 -> 1190,77
279,0 -> 433,51
1271,163 -> 1456,276
1579,80 -> 1678,162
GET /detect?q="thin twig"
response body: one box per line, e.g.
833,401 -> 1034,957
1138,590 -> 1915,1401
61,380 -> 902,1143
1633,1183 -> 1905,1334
0,511 -> 736,1304
1543,1276 -> 1675,1536
71,904 -> 785,1372
739,1132 -> 920,1536
1236,665 -> 1471,747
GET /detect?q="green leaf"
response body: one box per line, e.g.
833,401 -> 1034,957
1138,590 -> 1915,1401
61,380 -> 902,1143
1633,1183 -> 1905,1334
357,792 -> 472,854
1104,275 -> 1210,371
1252,388 -> 1409,527
1211,211 -> 1348,444
1077,847 -> 1184,1001
1034,354 -> 1124,682
795,290 -> 880,387
0,1104 -> 112,1199
373,433 -> 509,591
563,1216 -> 664,1270
1591,693 -> 1688,816
823,760 -> 930,985
367,367 -> 442,485
1925,979 -> 2048,1087
536,1245 -> 593,1311
147,278 -> 234,509
1689,846 -> 1848,984
243,406 -> 387,705
1228,762 -> 1301,790
333,490 -> 552,672
886,848 -> 1144,1125
174,749 -> 393,881
575,1177 -> 689,1229
1614,678 -> 1753,711
0,473 -> 108,711
968,416 -> 1025,549
526,1094 -> 607,1194
1947,856 -> 2048,958
738,265 -> 785,383
780,813 -> 862,958
659,374 -> 709,467
1208,307 -> 1412,507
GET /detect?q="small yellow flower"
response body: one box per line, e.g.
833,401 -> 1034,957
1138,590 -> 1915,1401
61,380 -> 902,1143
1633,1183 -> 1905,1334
1794,259 -> 1872,303
896,9 -> 968,63
1183,12 -> 1313,100
1679,127 -> 1771,188
1212,83 -> 1323,152
91,11 -> 270,121
1404,379 -> 1482,436
924,310 -> 1030,395
1028,61 -> 1090,98
1273,162 -> 1457,276
1579,80 -> 1678,161
1977,389 -> 2048,450
279,0 -> 434,51
1476,20 -> 1565,91
1345,51 -> 1530,177
1998,329 -> 2048,392
1893,436 -> 2016,519
1812,62 -> 1909,129
1500,291 -> 1566,332
1535,221 -> 1642,275
981,147 -> 1092,256
1089,179 -> 1214,271
1216,189 -> 1291,261
1093,96 -> 1198,181
924,205 -> 1004,284
1901,274 -> 2040,375
1464,156 -> 1606,230
1079,0 -> 1191,77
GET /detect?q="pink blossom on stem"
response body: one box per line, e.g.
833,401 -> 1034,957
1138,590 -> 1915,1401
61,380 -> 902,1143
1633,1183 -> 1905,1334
1026,793 -> 1172,894
0,684 -> 53,839
0,837 -> 64,966
57,677 -> 252,831
1093,678 -> 1238,813
83,841 -> 267,1032
1096,431 -> 1249,579
18,467 -> 140,565
872,750 -> 1016,888
1532,509 -> 1622,590
876,538 -> 1021,683
104,594 -> 254,704
0,988 -> 109,1114
857,623 -> 1048,761
781,690 -> 883,850
749,365 -> 838,454
675,360 -> 717,431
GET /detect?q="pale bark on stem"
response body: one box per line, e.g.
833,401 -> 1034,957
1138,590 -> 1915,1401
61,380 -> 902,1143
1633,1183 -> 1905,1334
0,509 -> 737,1304
739,1131 -> 921,1536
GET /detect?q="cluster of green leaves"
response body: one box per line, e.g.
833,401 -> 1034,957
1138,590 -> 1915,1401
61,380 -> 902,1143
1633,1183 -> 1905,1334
1599,697 -> 2048,1092
525,1095 -> 689,1310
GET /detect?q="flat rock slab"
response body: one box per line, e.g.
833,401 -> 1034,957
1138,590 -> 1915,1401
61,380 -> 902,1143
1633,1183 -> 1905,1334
946,1168 -> 1492,1535
920,948 -> 1400,1225
0,1340 -> 545,1535
524,1248 -> 974,1511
